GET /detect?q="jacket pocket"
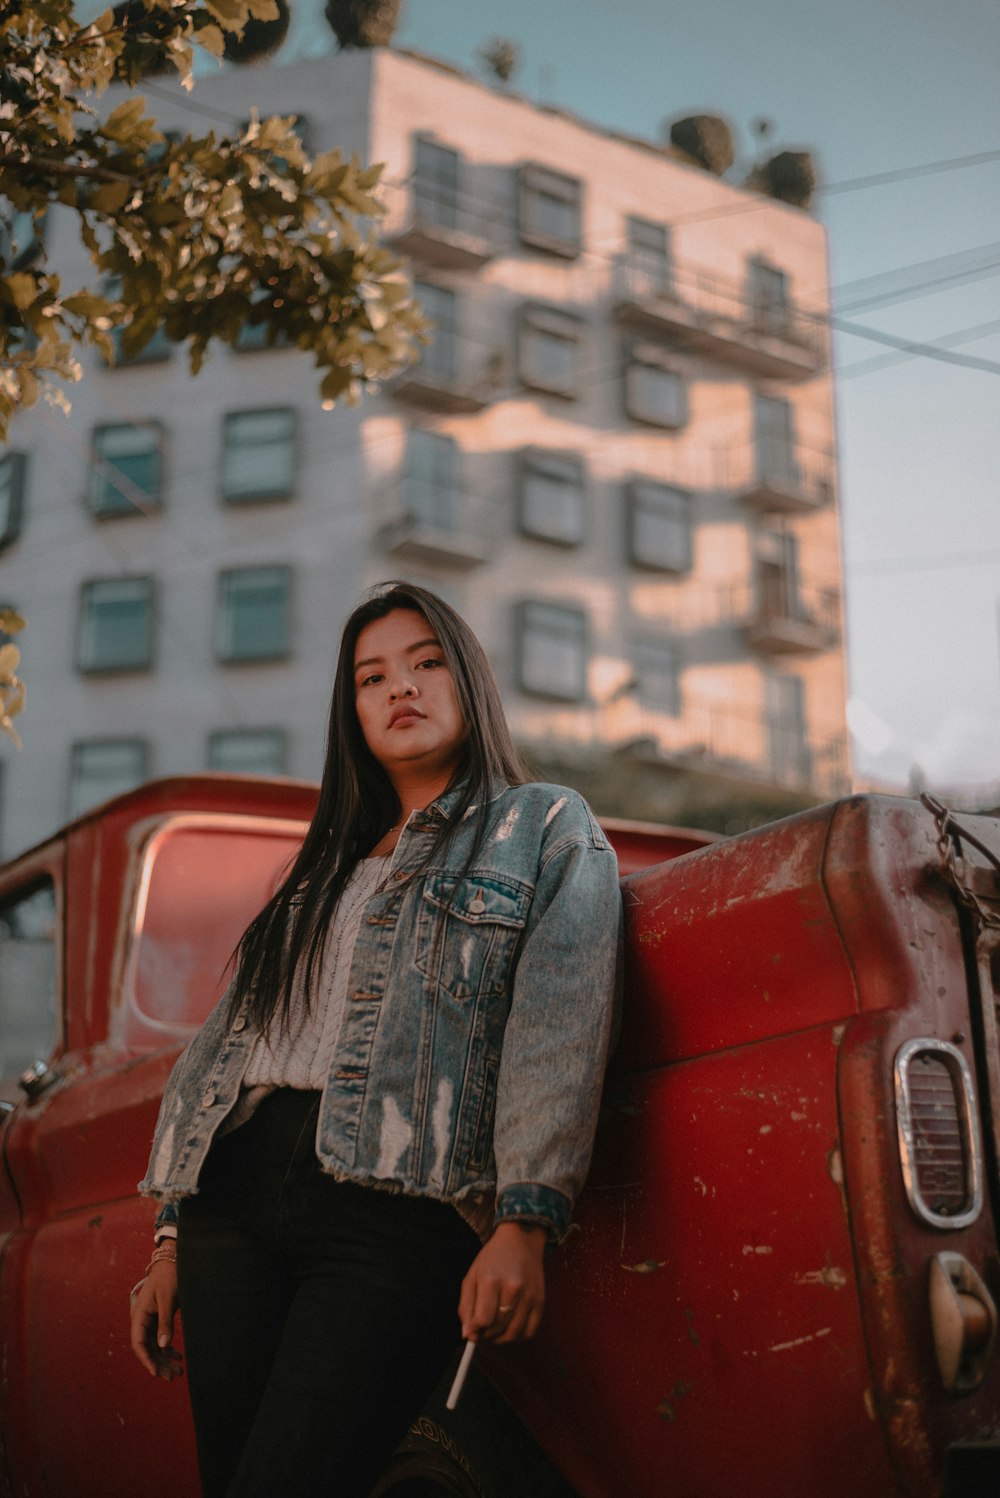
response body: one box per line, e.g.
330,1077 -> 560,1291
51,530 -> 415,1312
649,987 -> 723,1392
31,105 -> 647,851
415,874 -> 531,1002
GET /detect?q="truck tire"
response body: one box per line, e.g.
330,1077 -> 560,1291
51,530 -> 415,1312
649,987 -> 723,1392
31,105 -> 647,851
370,1365 -> 577,1498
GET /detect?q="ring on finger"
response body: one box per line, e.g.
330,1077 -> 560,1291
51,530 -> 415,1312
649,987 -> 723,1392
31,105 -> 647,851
498,1304 -> 513,1314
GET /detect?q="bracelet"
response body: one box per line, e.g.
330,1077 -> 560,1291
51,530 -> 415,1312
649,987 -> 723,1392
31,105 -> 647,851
144,1241 -> 177,1276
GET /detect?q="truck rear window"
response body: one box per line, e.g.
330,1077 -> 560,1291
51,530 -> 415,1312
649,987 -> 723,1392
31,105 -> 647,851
0,878 -> 58,1078
126,817 -> 304,1038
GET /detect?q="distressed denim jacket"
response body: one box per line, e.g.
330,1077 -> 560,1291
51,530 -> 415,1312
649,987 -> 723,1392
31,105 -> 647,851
140,781 -> 622,1241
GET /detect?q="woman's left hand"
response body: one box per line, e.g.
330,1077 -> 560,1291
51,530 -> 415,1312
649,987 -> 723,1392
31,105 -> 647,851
458,1221 -> 546,1344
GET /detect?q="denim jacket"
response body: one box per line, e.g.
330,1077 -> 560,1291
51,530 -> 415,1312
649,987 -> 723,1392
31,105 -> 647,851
140,781 -> 622,1242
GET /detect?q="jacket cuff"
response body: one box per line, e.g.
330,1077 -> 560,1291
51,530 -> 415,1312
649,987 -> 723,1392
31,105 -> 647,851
494,1182 -> 571,1243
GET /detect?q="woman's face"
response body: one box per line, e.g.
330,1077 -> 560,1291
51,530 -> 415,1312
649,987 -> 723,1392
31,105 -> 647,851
353,609 -> 467,787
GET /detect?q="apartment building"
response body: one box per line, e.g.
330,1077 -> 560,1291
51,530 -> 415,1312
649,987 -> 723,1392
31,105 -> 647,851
0,44 -> 849,855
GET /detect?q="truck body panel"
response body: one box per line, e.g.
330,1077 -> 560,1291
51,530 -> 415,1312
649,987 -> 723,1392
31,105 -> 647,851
0,778 -> 996,1496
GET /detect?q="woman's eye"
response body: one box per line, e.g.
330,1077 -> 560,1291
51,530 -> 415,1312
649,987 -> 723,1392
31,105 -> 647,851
359,672 -> 382,688
417,656 -> 444,671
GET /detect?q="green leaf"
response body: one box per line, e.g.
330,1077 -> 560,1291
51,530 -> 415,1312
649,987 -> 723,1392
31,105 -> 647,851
90,180 -> 131,215
101,96 -> 148,144
3,273 -> 38,309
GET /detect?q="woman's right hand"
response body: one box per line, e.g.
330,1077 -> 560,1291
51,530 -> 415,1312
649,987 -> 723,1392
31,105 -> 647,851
129,1261 -> 183,1380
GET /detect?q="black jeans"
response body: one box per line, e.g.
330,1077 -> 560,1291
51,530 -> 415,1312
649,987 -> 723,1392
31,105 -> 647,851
177,1088 -> 480,1498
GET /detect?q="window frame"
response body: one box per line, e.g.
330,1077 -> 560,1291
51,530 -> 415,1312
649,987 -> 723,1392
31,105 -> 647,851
413,136 -> 462,232
220,407 -> 298,506
514,599 -> 589,703
634,636 -> 683,716
207,728 -> 288,776
626,215 -> 673,296
518,303 -> 584,399
517,448 -> 587,547
624,344 -> 688,429
215,564 -> 293,665
86,421 -> 165,519
0,452 -> 27,552
76,576 -> 155,674
749,257 -> 792,335
518,163 -> 583,258
626,480 -> 693,574
68,738 -> 150,819
404,429 -> 463,533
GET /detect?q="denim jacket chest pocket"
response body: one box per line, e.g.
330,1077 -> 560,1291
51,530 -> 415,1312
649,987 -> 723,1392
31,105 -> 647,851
415,873 -> 532,1003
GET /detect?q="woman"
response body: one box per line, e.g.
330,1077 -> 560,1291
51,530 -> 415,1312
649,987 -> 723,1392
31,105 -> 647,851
130,582 -> 622,1498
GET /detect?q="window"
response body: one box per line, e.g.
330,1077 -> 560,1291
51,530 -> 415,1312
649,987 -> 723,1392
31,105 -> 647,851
765,671 -> 811,783
756,527 -> 803,621
625,347 -> 687,428
207,729 -> 287,776
635,638 -> 682,715
627,482 -> 692,572
0,453 -> 27,551
516,600 -> 588,701
626,216 -> 672,296
414,282 -> 458,383
519,305 -> 583,398
405,430 -> 461,531
519,164 -> 582,257
750,259 -> 791,335
68,740 -> 148,818
77,578 -> 154,672
754,393 -> 798,486
221,409 -> 296,504
86,423 -> 163,518
518,450 -> 586,546
414,138 -> 461,230
217,565 -> 292,663
0,878 -> 58,1078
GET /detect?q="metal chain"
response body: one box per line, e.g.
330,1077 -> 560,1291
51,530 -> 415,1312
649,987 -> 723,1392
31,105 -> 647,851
921,792 -> 1000,931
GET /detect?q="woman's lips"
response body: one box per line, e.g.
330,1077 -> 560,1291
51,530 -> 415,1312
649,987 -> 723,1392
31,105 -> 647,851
388,707 -> 426,727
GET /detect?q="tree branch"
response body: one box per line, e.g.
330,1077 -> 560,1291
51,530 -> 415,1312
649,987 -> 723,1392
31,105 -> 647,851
0,154 -> 135,184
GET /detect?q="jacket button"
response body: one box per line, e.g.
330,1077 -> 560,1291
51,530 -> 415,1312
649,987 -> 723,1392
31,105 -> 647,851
201,1091 -> 216,1108
392,870 -> 407,881
469,897 -> 486,914
232,1016 -> 246,1032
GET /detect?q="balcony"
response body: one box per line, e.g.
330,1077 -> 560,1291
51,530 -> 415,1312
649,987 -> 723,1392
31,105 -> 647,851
379,484 -> 492,572
392,334 -> 504,415
612,257 -> 825,381
741,579 -> 841,656
514,692 -> 848,797
386,180 -> 498,271
726,441 -> 835,516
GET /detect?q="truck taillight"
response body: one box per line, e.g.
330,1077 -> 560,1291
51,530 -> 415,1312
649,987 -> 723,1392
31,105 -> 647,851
894,1039 -> 983,1230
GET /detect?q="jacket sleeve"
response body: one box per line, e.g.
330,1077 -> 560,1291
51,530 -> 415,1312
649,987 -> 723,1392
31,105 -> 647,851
491,811 -> 622,1242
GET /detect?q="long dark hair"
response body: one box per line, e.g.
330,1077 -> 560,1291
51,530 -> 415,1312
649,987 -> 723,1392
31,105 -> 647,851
230,582 -> 531,1034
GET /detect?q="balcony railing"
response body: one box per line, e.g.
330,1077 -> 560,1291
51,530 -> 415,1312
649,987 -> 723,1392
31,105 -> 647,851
378,483 -> 492,571
509,693 -> 849,797
386,179 -> 499,271
612,256 -> 826,381
392,333 -> 505,415
724,440 -> 835,515
737,579 -> 842,656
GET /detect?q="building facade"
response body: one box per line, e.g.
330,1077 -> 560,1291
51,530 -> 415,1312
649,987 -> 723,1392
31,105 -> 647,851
0,46 -> 849,855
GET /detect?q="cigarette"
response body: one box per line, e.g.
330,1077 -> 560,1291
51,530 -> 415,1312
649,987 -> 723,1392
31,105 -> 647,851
446,1338 -> 476,1410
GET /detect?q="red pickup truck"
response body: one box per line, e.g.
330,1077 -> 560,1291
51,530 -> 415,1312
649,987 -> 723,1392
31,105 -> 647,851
0,776 -> 997,1497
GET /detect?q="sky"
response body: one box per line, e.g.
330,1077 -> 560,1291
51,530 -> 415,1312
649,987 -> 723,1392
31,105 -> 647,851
297,0 -> 1000,795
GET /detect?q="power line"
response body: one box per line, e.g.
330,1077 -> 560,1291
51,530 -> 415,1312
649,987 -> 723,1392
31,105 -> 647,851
837,317 -> 1000,379
822,147 -> 1000,196
830,314 -> 1000,375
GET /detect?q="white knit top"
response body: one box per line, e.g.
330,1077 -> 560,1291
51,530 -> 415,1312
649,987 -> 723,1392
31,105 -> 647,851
242,855 -> 391,1091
